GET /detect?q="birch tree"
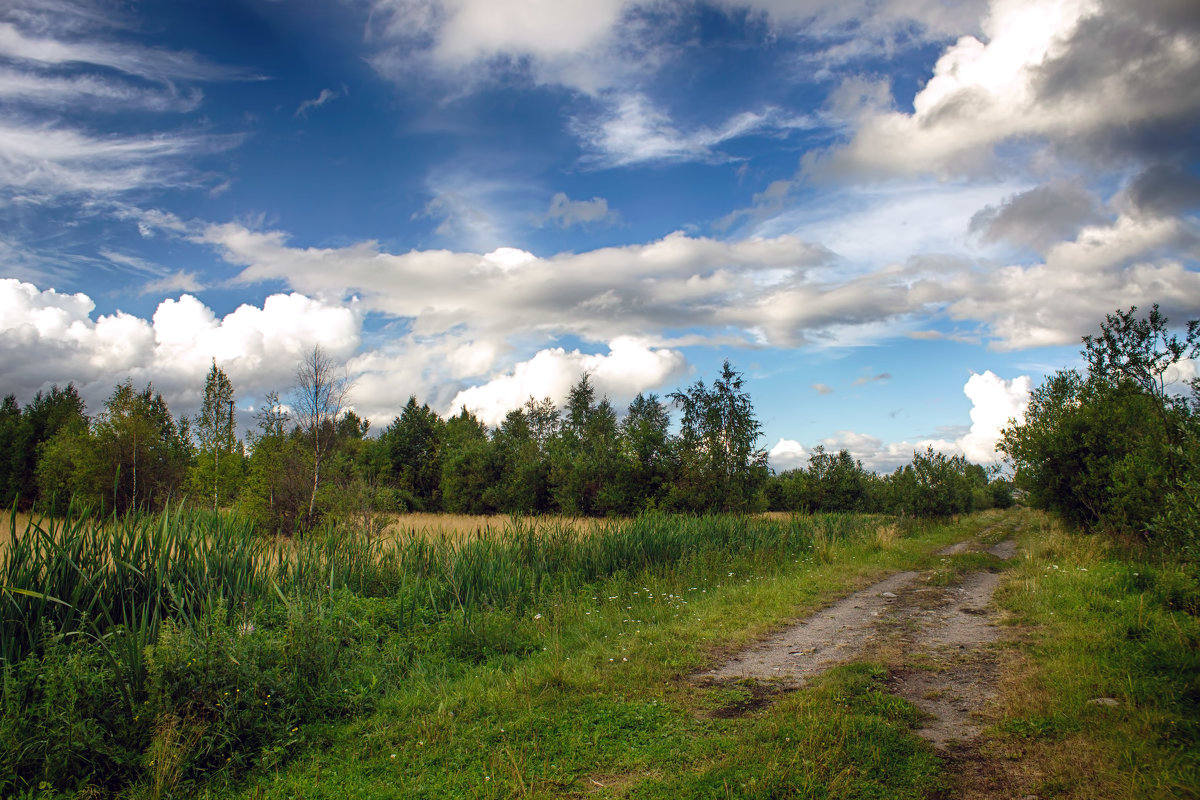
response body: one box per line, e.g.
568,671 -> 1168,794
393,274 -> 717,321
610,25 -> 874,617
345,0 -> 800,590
292,345 -> 349,527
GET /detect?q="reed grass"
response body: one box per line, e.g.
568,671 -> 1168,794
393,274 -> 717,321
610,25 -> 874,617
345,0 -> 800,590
1,504 -> 891,797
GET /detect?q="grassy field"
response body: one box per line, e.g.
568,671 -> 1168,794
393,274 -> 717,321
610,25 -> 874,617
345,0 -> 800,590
2,507 -> 1195,799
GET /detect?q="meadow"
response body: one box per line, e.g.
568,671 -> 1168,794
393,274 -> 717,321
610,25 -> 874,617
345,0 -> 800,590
2,506 -> 1196,799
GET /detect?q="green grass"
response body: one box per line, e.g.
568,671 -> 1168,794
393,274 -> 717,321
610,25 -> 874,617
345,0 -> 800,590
10,506 -> 1194,799
185,513 -> 987,800
4,506 -> 974,798
991,513 -> 1200,799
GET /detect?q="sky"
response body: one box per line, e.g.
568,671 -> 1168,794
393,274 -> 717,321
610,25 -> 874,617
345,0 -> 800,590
1,0 -> 1198,472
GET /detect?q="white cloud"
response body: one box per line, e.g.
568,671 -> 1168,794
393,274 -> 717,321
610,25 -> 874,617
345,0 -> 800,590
0,20 -> 246,82
447,336 -> 688,426
812,383 -> 834,395
199,200 -> 1199,358
0,2 -> 245,206
140,270 -> 205,296
781,369 -> 1032,471
0,120 -> 233,198
958,370 -> 1030,462
768,438 -> 807,471
0,67 -> 203,111
573,93 -> 813,168
0,279 -> 361,417
199,222 -> 839,346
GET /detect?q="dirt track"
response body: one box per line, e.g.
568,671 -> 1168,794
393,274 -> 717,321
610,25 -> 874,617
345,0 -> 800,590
703,523 -> 1025,795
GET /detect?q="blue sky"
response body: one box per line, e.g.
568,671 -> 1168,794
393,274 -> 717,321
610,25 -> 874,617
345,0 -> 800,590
2,0 -> 1198,471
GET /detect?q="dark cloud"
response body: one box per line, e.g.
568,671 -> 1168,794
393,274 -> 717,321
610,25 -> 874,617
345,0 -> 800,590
1126,163 -> 1200,217
1032,0 -> 1200,162
969,181 -> 1103,252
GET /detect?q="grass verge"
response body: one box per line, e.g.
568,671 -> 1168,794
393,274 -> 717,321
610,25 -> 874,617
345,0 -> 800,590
988,512 -> 1200,799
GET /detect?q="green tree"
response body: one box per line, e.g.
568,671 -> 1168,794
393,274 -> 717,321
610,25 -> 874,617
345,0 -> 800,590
669,361 -> 767,512
1001,305 -> 1199,536
806,446 -> 873,512
5,384 -> 87,509
485,408 -> 548,513
190,360 -> 242,510
549,375 -> 623,515
240,391 -> 307,534
440,407 -> 493,514
380,397 -> 445,511
618,393 -> 674,511
90,381 -> 191,513
0,395 -> 20,507
1082,304 -> 1199,484
887,447 -> 975,518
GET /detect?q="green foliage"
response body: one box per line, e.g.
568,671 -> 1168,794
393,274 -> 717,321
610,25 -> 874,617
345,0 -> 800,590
669,360 -> 768,512
379,397 -> 445,511
439,407 -> 492,514
548,375 -> 625,515
238,392 -> 308,535
2,385 -> 88,512
618,392 -> 674,511
484,408 -> 550,513
886,447 -> 978,518
1001,305 -> 1200,539
92,381 -> 192,514
190,361 -> 243,511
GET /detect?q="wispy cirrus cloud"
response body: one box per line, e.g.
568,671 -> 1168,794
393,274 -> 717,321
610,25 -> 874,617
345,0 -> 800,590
295,86 -> 345,118
0,0 -> 248,204
572,93 -> 814,168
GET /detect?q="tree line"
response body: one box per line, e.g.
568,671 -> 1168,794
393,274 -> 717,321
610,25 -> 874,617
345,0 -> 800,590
2,351 -> 1014,532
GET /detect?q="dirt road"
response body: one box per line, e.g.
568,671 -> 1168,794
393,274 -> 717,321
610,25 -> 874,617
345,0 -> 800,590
703,522 -> 1024,796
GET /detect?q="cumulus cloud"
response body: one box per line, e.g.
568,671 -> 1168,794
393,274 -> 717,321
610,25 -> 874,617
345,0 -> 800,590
947,212 -> 1200,349
822,0 -> 1200,179
198,194 -> 1198,357
0,279 -> 361,417
199,222 -> 843,347
1122,163 -> 1200,218
812,383 -> 834,395
447,336 -> 688,426
768,438 -> 807,471
958,370 -> 1031,463
779,369 -> 1032,471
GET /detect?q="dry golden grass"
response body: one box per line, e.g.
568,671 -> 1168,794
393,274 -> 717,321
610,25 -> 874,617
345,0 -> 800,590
1,510 -> 39,549
377,512 -> 610,544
